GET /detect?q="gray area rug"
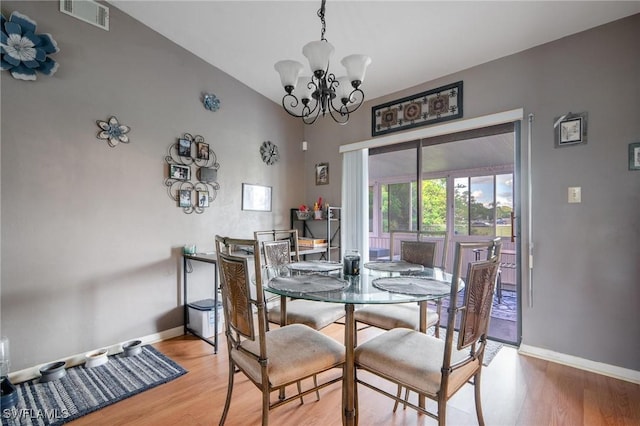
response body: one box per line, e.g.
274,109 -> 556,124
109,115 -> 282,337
1,346 -> 186,426
427,327 -> 503,366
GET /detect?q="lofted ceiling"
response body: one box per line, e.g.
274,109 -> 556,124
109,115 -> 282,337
108,1 -> 638,175
109,1 -> 640,105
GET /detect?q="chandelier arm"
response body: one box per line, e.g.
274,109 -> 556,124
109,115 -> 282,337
303,107 -> 322,125
344,88 -> 366,113
327,87 -> 364,115
327,106 -> 350,125
281,93 -> 322,122
281,94 -> 305,118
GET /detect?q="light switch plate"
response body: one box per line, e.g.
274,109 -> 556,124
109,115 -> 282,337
568,187 -> 581,203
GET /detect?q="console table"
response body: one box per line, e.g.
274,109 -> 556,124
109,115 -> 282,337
183,253 -> 219,353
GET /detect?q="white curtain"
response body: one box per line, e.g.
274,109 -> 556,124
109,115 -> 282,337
341,149 -> 369,262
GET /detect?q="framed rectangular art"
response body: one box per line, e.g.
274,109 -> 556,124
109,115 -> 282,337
198,190 -> 209,207
197,142 -> 209,160
178,138 -> 191,157
371,81 -> 463,136
629,142 -> 640,170
179,189 -> 191,207
315,162 -> 329,185
169,164 -> 191,181
242,183 -> 272,212
554,112 -> 588,148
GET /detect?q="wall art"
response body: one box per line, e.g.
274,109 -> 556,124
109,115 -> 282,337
629,142 -> 640,171
164,133 -> 220,214
242,183 -> 272,212
198,191 -> 210,207
315,162 -> 329,185
554,111 -> 587,148
1,11 -> 60,81
169,164 -> 191,181
260,141 -> 279,165
197,142 -> 209,160
179,190 -> 191,207
202,93 -> 220,112
96,116 -> 130,147
372,81 -> 463,136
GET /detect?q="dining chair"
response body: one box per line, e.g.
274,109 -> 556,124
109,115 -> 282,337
354,240 -> 501,426
354,232 -> 447,341
214,235 -> 345,426
255,230 -> 345,330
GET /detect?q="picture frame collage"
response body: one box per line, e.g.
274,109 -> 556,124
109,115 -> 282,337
164,133 -> 219,214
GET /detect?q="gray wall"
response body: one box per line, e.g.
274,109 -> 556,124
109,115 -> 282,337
1,1 -> 304,371
303,14 -> 640,371
2,1 -> 638,375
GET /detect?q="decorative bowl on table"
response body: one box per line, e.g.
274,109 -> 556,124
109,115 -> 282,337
296,210 -> 312,220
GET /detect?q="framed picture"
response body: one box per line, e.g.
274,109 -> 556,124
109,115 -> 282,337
178,138 -> 191,157
372,81 -> 463,136
629,142 -> 640,171
242,183 -> 272,211
179,189 -> 191,207
169,164 -> 191,181
315,162 -> 329,185
198,190 -> 209,207
554,112 -> 587,148
197,142 -> 209,160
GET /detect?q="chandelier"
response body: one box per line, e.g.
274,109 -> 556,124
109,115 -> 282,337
274,0 -> 371,125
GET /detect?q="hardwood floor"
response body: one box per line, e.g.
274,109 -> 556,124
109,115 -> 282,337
69,324 -> 639,426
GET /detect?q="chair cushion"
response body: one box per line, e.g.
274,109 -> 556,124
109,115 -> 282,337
355,328 -> 478,397
354,304 -> 438,330
267,299 -> 345,330
233,323 -> 345,388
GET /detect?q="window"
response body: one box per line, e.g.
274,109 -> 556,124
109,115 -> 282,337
421,178 -> 447,233
454,173 -> 513,236
382,182 -> 417,233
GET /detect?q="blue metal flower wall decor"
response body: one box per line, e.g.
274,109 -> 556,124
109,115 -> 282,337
202,93 -> 220,112
1,11 -> 59,81
96,116 -> 131,147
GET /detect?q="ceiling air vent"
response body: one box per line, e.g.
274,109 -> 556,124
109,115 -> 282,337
59,0 -> 109,31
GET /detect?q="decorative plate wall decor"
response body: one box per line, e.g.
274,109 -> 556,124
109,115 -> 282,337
1,11 -> 60,81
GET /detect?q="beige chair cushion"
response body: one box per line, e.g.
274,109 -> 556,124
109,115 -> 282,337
354,303 -> 438,330
233,323 -> 345,388
355,328 -> 478,397
267,299 -> 345,330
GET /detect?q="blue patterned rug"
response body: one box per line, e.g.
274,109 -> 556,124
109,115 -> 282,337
1,346 -> 186,426
491,289 -> 517,322
440,289 -> 517,323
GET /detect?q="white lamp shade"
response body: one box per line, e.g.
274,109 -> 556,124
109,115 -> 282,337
274,60 -> 304,88
341,54 -> 371,83
336,76 -> 354,101
295,76 -> 314,100
303,40 -> 335,73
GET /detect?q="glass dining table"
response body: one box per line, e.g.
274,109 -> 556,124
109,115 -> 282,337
264,263 -> 462,426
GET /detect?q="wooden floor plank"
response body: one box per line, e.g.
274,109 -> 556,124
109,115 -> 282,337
67,324 -> 639,425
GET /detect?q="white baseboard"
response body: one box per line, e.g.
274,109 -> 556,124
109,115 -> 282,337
8,326 -> 185,384
518,344 -> 640,384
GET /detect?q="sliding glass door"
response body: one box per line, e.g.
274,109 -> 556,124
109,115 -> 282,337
368,125 -> 520,345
